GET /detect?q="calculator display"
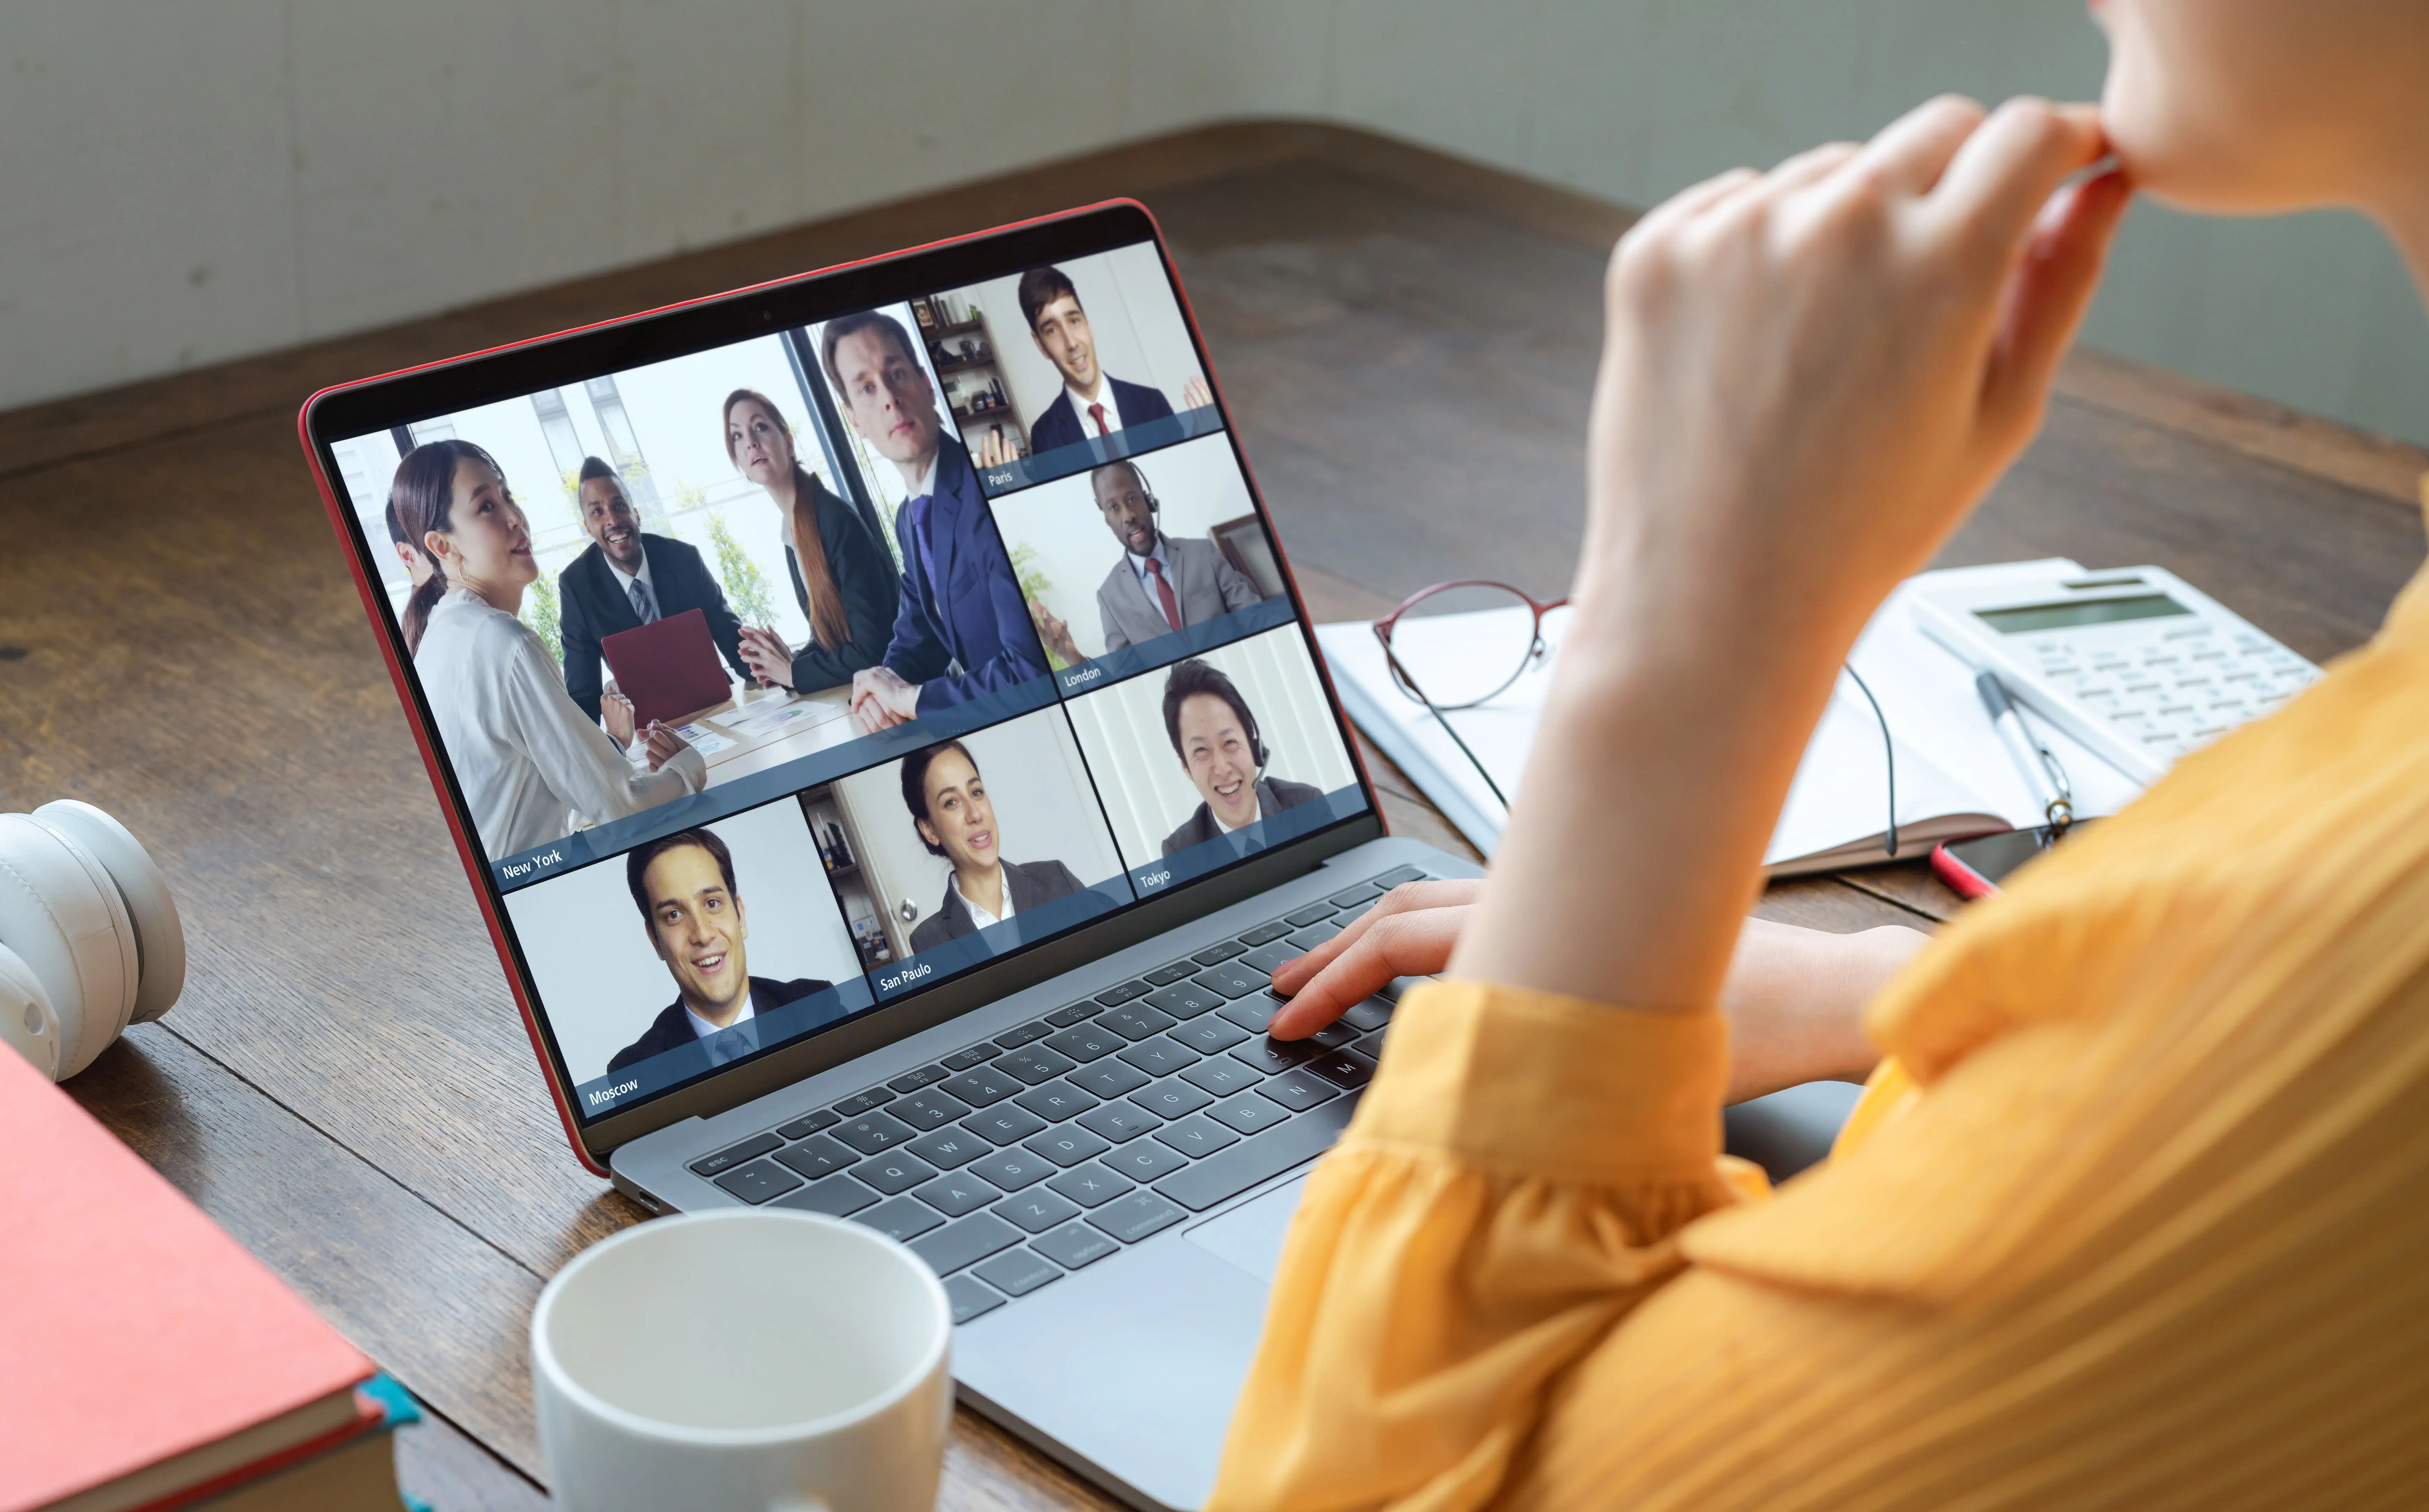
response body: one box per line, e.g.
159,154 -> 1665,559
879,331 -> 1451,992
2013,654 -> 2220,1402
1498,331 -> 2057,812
1974,593 -> 2193,635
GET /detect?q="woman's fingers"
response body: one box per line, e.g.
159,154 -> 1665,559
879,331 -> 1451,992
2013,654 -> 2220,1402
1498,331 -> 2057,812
1854,93 -> 1989,194
1268,879 -> 1481,995
1627,165 -> 1763,242
1764,140 -> 1862,196
1931,98 -> 2108,258
1265,880 -> 1481,1038
1982,167 -> 2132,437
1268,907 -> 1470,1038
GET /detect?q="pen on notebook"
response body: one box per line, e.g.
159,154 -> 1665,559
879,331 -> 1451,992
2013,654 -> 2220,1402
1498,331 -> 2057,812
1976,669 -> 2075,831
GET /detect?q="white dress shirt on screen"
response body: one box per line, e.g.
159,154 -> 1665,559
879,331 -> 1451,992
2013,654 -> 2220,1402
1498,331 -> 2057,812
606,552 -> 657,618
684,997 -> 755,1041
415,589 -> 706,858
1068,375 -> 1122,436
951,864 -> 1017,930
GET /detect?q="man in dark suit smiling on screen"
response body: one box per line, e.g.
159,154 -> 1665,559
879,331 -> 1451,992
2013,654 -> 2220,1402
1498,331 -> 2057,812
1015,264 -> 1210,457
607,828 -> 832,1074
557,458 -> 749,724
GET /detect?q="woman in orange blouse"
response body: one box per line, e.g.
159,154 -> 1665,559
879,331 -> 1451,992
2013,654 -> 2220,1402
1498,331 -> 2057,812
1213,3 -> 2429,1509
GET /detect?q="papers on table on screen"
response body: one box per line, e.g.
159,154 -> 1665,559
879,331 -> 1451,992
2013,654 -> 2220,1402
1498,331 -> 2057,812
1314,558 -> 2147,871
673,723 -> 738,755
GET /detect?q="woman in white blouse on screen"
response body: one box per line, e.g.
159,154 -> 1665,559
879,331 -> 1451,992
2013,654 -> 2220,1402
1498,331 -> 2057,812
392,440 -> 705,858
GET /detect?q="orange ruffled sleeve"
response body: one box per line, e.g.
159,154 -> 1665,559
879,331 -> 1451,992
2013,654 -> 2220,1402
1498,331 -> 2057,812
1209,980 -> 1766,1512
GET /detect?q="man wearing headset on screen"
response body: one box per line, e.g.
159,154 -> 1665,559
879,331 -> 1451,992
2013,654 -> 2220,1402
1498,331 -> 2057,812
1030,459 -> 1265,664
606,828 -> 835,1075
1159,658 -> 1323,856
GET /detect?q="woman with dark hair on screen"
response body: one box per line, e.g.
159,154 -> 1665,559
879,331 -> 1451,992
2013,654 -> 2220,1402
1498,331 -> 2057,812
898,739 -> 1080,954
1208,4 -> 2429,1508
721,389 -> 899,694
393,440 -> 703,859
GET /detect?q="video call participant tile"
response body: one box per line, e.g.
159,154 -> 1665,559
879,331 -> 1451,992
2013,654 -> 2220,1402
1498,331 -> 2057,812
916,243 -> 1223,495
1064,624 -> 1367,897
988,432 -> 1298,697
824,706 -> 1135,1002
806,304 -> 1059,739
503,799 -> 874,1118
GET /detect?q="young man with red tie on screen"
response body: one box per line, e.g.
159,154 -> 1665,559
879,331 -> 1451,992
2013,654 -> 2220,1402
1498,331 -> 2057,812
824,310 -> 1050,734
1012,265 -> 1211,457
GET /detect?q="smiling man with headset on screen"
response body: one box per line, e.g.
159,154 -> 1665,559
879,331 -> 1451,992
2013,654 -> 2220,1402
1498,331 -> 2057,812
1158,657 -> 1322,856
1030,459 -> 1266,665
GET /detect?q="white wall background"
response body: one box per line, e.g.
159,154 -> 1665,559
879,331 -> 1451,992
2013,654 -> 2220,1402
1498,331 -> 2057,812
828,708 -> 1126,945
1066,624 -> 1357,868
991,432 -> 1261,662
501,797 -> 859,1082
6,2 -> 2421,444
941,242 -> 1210,449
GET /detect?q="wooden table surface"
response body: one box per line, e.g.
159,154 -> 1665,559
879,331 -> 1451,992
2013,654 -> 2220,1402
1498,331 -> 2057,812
3,121 -> 2421,1510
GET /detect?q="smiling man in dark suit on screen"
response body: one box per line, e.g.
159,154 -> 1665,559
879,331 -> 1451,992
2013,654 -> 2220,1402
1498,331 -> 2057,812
1011,265 -> 1210,458
557,458 -> 750,724
1159,658 -> 1322,856
607,828 -> 833,1075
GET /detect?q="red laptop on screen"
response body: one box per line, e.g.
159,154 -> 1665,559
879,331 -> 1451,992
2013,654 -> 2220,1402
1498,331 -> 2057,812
599,608 -> 730,727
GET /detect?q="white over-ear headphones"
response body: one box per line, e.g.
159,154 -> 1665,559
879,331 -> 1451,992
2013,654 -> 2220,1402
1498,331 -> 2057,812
0,802 -> 185,1081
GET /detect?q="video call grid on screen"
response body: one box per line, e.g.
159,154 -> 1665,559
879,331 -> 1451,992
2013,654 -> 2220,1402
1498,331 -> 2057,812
313,219 -> 1375,1126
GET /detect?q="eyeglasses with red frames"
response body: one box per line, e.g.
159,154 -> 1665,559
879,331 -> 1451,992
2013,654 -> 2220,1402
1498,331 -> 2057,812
1371,579 -> 1902,855
1370,581 -> 1569,811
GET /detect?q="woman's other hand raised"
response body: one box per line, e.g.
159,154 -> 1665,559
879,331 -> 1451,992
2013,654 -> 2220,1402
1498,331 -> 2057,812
1453,97 -> 2128,1012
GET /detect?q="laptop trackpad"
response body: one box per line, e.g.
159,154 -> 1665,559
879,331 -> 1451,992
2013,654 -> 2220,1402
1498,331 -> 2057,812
1184,1175 -> 1309,1283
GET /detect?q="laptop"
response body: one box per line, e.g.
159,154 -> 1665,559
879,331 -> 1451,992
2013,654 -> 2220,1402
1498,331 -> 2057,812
600,606 -> 732,726
298,200 -> 1478,1511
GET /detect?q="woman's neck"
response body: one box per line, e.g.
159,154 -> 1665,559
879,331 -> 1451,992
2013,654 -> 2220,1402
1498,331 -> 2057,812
455,573 -> 525,619
763,465 -> 798,513
958,860 -> 1004,917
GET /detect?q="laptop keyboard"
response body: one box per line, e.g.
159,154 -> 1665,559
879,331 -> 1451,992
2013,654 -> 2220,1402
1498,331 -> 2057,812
684,866 -> 1431,1322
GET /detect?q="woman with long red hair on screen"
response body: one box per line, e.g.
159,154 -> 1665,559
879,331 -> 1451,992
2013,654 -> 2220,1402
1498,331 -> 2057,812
1211,2 -> 2429,1508
395,439 -> 704,860
721,389 -> 900,695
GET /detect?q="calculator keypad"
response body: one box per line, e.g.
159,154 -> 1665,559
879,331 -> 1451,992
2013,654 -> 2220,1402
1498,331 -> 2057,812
2023,619 -> 2318,764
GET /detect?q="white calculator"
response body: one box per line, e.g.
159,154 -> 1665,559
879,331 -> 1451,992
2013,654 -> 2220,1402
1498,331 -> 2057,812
1911,562 -> 2322,786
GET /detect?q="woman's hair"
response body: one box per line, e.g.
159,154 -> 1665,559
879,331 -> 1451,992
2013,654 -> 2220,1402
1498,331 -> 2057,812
389,439 -> 506,654
722,389 -> 848,650
900,739 -> 978,858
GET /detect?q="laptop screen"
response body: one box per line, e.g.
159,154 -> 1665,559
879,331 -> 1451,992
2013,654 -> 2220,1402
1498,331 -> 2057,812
313,219 -> 1372,1128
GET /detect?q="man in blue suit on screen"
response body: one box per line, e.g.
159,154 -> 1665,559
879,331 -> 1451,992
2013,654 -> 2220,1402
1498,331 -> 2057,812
1015,264 -> 1210,458
824,309 -> 1050,734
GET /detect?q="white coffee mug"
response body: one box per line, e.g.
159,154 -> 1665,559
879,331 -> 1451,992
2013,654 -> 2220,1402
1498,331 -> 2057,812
532,1209 -> 953,1512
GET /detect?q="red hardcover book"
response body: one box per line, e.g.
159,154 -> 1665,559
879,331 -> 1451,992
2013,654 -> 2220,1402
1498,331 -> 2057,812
0,1045 -> 375,1512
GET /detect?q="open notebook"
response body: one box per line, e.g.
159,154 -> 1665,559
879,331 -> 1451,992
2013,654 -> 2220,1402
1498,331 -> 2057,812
1317,560 -> 2148,873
